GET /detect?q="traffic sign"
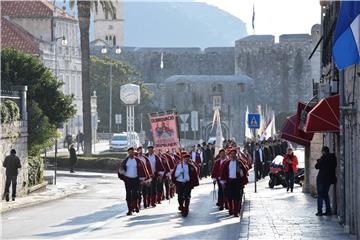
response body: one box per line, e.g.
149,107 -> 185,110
179,114 -> 189,123
115,114 -> 122,124
248,113 -> 261,129
191,111 -> 198,131
181,123 -> 189,131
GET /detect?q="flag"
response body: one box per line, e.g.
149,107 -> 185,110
245,106 -> 253,139
252,4 -> 255,31
160,52 -> 164,69
333,1 -> 360,69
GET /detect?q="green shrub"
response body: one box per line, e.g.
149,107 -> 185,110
0,102 -> 10,123
4,99 -> 20,122
28,156 -> 44,187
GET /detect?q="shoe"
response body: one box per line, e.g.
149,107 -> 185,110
315,212 -> 323,216
5,193 -> 9,202
126,211 -> 133,216
12,197 -> 15,201
324,211 -> 332,216
219,206 -> 224,211
286,187 -> 289,192
291,188 -> 293,193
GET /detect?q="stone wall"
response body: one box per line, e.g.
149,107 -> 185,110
235,34 -> 317,113
91,46 -> 235,84
0,121 -> 28,197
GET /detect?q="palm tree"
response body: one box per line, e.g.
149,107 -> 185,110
70,0 -> 116,156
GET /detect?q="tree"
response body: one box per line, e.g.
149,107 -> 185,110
90,56 -> 154,134
70,0 -> 116,156
1,48 -> 76,156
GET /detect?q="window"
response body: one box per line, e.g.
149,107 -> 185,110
113,36 -> 116,46
108,25 -> 113,30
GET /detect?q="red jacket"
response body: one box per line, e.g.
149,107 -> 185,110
164,154 -> 175,169
282,154 -> 298,173
138,154 -> 154,177
220,159 -> 249,186
160,154 -> 171,174
118,157 -> 149,181
211,157 -> 227,179
145,153 -> 165,176
171,161 -> 199,189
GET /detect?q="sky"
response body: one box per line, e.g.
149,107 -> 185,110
196,0 -> 321,37
122,0 -> 321,37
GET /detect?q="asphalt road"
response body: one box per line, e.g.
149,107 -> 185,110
1,173 -> 242,240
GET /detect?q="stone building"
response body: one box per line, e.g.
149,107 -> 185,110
311,1 -> 360,238
93,0 -> 124,47
162,75 -> 255,141
1,0 -> 83,138
235,33 -> 318,113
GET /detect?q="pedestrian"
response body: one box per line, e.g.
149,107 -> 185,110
315,146 -> 337,216
2,149 -> 21,202
76,131 -> 84,152
220,148 -> 248,217
68,144 -> 77,173
211,149 -> 228,210
171,152 -> 199,217
253,143 -> 264,180
282,147 -> 298,192
145,146 -> 165,207
118,147 -> 149,215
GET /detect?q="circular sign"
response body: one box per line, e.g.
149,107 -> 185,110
120,84 -> 140,105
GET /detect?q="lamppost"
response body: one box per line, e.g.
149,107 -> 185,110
52,36 -> 67,185
91,91 -> 98,153
101,46 -> 122,136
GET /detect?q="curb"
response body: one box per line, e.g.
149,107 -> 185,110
27,181 -> 48,194
1,185 -> 87,214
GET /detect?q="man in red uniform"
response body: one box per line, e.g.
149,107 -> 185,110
221,148 -> 248,217
118,147 -> 149,215
137,146 -> 153,208
145,146 -> 165,206
172,153 -> 199,217
211,149 -> 228,210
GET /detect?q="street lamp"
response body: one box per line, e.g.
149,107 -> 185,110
101,45 -> 122,135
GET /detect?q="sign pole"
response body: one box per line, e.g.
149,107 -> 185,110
253,128 -> 257,193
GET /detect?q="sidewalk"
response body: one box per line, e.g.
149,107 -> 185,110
1,180 -> 87,213
239,177 -> 353,240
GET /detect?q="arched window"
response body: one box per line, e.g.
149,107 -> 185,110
105,36 -> 108,43
113,36 -> 116,46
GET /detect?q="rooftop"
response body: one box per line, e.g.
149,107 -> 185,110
1,17 -> 39,54
164,75 -> 254,84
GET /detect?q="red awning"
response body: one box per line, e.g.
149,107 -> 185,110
304,94 -> 340,133
280,115 -> 314,147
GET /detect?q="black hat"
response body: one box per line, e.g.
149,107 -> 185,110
137,146 -> 143,150
127,147 -> 134,151
147,145 -> 154,149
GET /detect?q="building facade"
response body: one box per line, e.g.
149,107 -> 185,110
93,0 -> 124,47
1,0 -> 83,138
305,1 -> 360,239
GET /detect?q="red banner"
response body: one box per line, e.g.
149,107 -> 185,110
149,114 -> 180,151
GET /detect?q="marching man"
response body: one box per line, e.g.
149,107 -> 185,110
220,148 -> 248,217
136,146 -> 153,209
118,147 -> 149,216
145,146 -> 165,206
211,149 -> 228,210
171,153 -> 199,217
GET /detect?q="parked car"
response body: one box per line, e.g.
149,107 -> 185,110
110,132 -> 141,152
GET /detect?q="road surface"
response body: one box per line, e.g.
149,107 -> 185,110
2,173 -> 242,240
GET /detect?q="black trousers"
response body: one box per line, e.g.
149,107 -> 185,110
176,182 -> 192,201
124,177 -> 140,201
255,161 -> 263,179
4,175 -> 17,198
157,177 -> 164,194
150,176 -> 158,196
226,179 -> 243,202
285,171 -> 295,190
141,181 -> 151,199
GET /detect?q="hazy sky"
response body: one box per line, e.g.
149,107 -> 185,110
196,0 -> 321,36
